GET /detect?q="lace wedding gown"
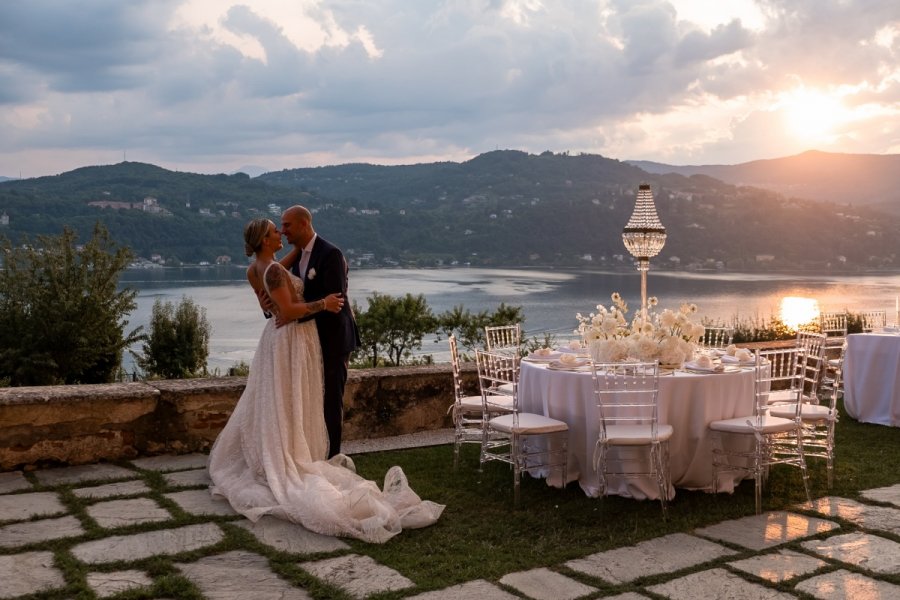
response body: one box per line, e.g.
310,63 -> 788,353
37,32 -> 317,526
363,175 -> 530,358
208,264 -> 444,543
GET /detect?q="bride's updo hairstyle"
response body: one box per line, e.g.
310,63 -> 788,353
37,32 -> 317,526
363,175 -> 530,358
244,218 -> 271,257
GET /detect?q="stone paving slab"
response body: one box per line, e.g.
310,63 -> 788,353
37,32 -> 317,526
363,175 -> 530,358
695,511 -> 839,551
602,594 -> 652,600
801,531 -> 900,574
130,453 -> 209,472
163,468 -> 211,487
178,550 -> 311,599
0,515 -> 85,548
73,479 -> 151,499
795,569 -> 900,599
177,550 -> 311,599
499,567 -> 597,600
33,463 -> 137,486
86,497 -> 173,528
0,471 -> 32,494
564,532 -> 736,584
727,549 -> 828,583
164,489 -> 238,516
646,567 -> 796,599
234,515 -> 349,554
404,579 -> 520,600
71,522 -> 224,564
86,569 -> 154,598
342,429 -> 454,455
805,496 -> 900,534
861,484 -> 900,507
0,551 -> 66,599
0,491 -> 65,522
300,553 -> 415,599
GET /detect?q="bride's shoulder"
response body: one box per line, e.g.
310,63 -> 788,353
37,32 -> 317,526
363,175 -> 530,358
263,262 -> 291,289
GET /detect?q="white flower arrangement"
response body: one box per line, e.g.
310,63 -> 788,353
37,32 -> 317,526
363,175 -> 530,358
576,293 -> 705,365
307,267 -> 316,280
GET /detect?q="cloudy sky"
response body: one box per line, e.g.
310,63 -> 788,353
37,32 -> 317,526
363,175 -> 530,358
1,0 -> 898,178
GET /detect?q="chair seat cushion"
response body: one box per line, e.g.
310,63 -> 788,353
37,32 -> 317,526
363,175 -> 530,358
770,404 -> 835,421
489,412 -> 569,434
481,394 -> 515,412
458,395 -> 485,411
603,424 -> 673,445
709,415 -> 798,434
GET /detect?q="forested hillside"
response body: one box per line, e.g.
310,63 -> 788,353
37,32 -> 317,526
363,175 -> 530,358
2,151 -> 899,271
629,150 -> 900,213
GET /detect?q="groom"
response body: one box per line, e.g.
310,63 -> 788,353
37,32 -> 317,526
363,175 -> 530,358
281,205 -> 361,458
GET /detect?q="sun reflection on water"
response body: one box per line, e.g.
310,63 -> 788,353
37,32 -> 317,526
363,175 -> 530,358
780,296 -> 820,330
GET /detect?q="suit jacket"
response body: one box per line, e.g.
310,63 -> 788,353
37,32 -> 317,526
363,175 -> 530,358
292,236 -> 360,359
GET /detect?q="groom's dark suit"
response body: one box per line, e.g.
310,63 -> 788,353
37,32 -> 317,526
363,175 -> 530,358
292,235 -> 360,458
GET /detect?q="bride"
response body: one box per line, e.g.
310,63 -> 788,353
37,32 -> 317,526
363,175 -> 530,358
208,218 -> 444,543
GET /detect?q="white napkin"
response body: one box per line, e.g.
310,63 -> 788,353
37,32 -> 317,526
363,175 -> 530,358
694,355 -> 715,369
721,349 -> 754,364
560,353 -> 580,365
549,353 -> 588,369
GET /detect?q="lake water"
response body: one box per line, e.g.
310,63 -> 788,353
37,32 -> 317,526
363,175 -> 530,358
120,266 -> 900,373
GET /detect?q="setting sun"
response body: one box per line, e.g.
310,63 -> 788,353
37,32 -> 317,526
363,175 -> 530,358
779,88 -> 850,143
780,296 -> 820,330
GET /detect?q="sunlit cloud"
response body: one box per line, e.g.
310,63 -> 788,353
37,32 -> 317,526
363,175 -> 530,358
0,0 -> 897,177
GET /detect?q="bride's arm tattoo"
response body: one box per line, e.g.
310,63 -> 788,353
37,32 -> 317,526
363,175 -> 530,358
265,265 -> 286,291
309,299 -> 325,314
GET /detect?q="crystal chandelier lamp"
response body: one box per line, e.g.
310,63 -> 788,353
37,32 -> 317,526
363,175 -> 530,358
622,184 -> 667,319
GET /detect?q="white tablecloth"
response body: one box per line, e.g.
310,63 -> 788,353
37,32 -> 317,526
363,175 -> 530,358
843,333 -> 900,427
518,360 -> 756,500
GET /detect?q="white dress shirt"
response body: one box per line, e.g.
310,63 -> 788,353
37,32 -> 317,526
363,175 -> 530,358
297,234 -> 316,280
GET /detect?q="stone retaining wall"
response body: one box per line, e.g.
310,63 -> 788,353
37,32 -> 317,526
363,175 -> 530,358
0,364 -> 478,471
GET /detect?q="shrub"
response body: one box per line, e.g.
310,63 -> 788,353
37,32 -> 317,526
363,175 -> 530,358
0,224 -> 140,385
136,296 -> 211,379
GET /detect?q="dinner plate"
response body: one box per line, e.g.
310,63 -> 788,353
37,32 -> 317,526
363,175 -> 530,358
720,354 -> 755,364
556,346 -> 586,354
547,359 -> 591,370
524,352 -> 562,362
683,360 -> 719,372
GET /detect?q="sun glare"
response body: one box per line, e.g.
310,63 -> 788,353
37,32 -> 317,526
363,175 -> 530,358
779,88 -> 849,143
780,296 -> 820,330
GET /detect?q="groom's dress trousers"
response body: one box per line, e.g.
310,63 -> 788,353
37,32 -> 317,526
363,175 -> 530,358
293,236 -> 360,457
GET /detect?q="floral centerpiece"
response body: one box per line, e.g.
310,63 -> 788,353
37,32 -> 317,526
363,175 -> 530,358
576,292 -> 705,367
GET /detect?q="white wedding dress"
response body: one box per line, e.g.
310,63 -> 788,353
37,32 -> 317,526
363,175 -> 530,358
208,264 -> 444,543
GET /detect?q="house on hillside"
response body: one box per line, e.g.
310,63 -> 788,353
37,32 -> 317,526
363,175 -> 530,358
0,212 -> 8,226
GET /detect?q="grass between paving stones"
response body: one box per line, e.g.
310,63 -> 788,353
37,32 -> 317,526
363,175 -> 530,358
2,398 -> 899,600
343,399 -> 900,598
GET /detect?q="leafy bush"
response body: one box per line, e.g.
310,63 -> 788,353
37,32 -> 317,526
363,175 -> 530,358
0,224 -> 140,385
136,296 -> 211,379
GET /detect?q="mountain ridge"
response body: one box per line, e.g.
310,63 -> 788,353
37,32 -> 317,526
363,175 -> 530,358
627,149 -> 900,211
2,150 -> 899,272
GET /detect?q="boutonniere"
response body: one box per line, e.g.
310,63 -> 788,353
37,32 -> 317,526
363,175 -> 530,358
307,268 -> 316,280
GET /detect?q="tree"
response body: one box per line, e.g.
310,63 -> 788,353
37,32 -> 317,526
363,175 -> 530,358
353,292 -> 436,367
136,296 -> 211,379
0,224 -> 141,386
437,302 -> 524,354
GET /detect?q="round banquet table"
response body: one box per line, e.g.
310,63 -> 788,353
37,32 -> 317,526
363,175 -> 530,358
843,332 -> 900,427
518,359 -> 756,500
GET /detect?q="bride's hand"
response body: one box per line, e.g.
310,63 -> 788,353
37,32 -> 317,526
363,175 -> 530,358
325,293 -> 345,313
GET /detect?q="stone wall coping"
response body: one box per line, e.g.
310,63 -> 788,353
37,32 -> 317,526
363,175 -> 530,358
0,382 -> 160,407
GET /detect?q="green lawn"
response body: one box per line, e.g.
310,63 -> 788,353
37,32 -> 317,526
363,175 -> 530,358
5,399 -> 899,599
349,399 -> 900,595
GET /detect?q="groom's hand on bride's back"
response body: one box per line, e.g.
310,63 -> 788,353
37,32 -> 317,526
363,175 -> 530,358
258,289 -> 276,318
